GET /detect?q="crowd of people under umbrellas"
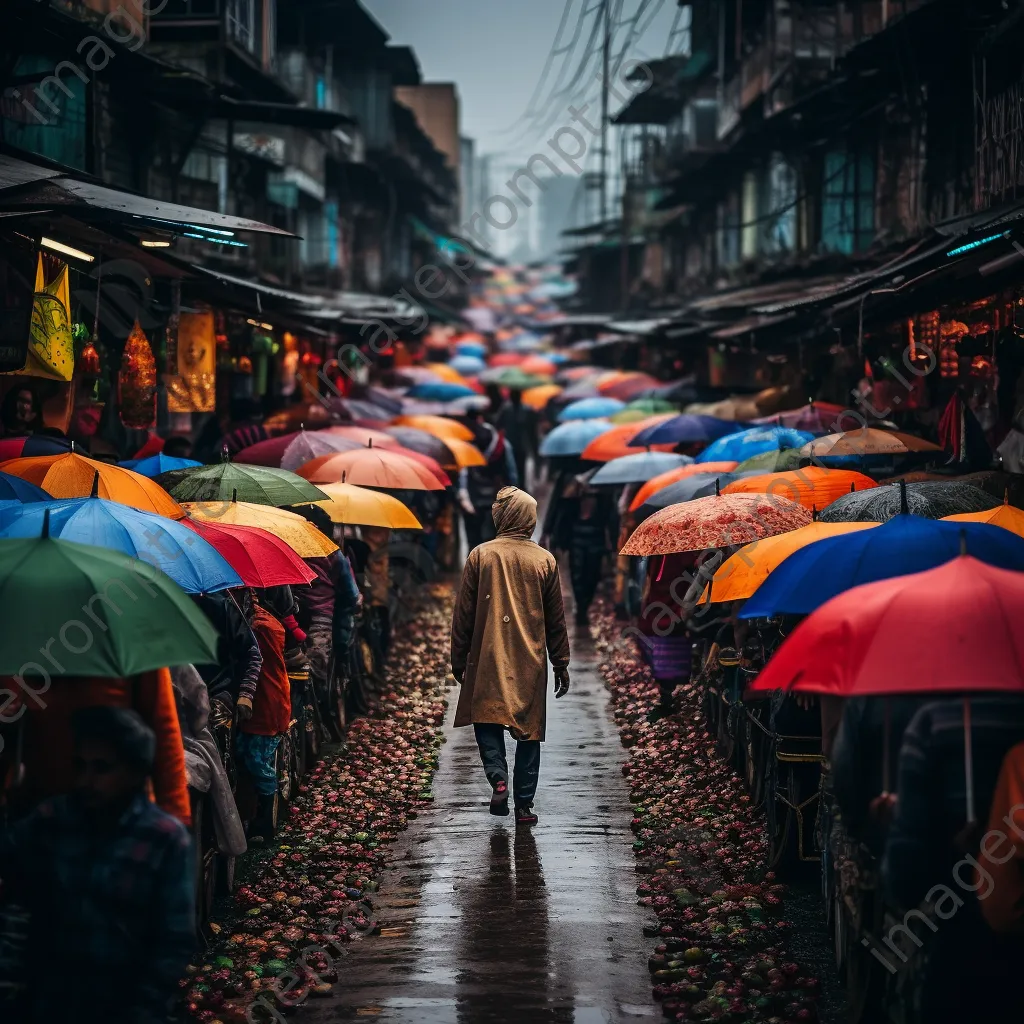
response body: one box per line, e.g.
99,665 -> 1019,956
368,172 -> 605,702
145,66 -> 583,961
0,308 -> 1024,1024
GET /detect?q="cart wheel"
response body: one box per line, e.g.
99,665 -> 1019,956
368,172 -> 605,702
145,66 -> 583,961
277,734 -> 294,805
833,887 -> 847,975
191,793 -> 217,931
218,854 -> 236,896
767,764 -> 796,869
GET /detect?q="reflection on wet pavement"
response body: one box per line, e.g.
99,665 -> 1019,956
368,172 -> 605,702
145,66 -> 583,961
309,615 -> 655,1024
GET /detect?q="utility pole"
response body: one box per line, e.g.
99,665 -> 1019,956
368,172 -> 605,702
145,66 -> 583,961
600,0 -> 611,224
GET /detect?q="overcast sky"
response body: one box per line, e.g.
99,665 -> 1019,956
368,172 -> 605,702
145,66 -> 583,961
363,0 -> 683,165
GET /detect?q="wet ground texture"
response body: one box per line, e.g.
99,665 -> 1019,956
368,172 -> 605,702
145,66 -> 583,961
307,618 -> 656,1024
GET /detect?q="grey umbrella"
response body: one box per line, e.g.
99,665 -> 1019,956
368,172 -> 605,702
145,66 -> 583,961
819,479 -> 1000,523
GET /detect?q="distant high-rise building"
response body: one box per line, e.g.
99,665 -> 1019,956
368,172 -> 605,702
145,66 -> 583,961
460,136 -> 476,227
538,174 -> 584,261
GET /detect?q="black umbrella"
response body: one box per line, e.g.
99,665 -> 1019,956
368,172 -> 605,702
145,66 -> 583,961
818,479 -> 1001,523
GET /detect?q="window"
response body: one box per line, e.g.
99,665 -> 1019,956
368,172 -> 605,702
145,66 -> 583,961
226,0 -> 255,55
151,0 -> 220,19
821,146 -> 875,254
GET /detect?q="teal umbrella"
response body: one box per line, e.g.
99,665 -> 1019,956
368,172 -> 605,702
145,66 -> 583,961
0,515 -> 218,676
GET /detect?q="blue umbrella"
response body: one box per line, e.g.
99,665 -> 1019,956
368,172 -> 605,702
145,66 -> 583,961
0,470 -> 51,503
631,414 -> 749,446
0,497 -> 243,593
591,452 -> 694,486
557,397 -> 626,422
406,382 -> 479,402
450,354 -> 486,376
539,419 -> 614,458
740,514 -> 1024,619
119,454 -> 202,477
696,427 -> 815,464
455,341 -> 487,358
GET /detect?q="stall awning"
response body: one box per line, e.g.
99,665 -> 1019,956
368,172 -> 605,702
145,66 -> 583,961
0,152 -> 295,237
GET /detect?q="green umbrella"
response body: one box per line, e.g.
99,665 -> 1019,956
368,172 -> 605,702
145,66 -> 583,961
625,398 -> 677,415
0,527 -> 218,676
480,367 -> 551,390
735,446 -> 807,474
166,463 -> 327,506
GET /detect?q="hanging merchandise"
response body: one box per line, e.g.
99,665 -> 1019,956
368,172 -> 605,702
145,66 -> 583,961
249,330 -> 276,397
166,310 -> 216,413
9,253 -> 75,380
119,319 -> 157,429
280,332 -> 298,397
939,320 -> 968,378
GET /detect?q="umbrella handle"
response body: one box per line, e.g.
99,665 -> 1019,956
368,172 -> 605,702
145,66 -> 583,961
964,697 -> 975,824
882,697 -> 891,794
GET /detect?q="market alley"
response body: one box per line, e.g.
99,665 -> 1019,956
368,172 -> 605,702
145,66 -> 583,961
310,611 -> 656,1024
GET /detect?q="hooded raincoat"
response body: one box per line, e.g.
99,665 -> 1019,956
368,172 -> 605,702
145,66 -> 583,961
451,487 -> 570,741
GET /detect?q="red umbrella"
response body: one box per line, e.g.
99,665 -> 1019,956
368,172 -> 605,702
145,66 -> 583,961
750,556 -> 1024,699
181,518 -> 317,587
750,555 -> 1024,821
0,435 -> 73,460
621,490 -> 811,555
488,352 -> 526,367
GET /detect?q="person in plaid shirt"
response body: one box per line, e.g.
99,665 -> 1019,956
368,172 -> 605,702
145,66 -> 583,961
0,707 -> 194,1023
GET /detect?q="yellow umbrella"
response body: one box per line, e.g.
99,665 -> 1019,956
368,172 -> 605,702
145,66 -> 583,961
0,452 -> 184,518
182,500 -> 338,556
393,415 -> 474,442
700,520 -> 879,603
424,363 -> 466,384
301,482 -> 422,529
945,500 -> 1024,538
521,384 -> 563,410
441,437 -> 487,469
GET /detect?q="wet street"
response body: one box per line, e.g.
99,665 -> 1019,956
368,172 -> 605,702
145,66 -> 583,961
309,615 -> 656,1024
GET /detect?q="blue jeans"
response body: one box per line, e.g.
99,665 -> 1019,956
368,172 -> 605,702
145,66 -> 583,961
473,723 -> 541,805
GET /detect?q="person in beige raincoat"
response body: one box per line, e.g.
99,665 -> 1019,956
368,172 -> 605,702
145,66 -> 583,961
450,486 -> 571,824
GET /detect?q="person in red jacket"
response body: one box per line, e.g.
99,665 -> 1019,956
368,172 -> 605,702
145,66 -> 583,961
234,592 -> 291,839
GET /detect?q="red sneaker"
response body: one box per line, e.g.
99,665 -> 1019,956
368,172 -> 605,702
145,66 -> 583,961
489,780 -> 510,816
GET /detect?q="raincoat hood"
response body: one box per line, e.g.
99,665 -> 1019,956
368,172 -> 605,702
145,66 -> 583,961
492,485 -> 537,539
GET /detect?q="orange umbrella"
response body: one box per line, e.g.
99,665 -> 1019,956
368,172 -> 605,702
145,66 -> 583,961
621,492 -> 812,556
297,448 -> 445,490
0,453 -> 184,518
371,442 -> 451,485
436,437 -> 486,469
321,425 -> 396,447
520,356 -> 557,376
630,462 -> 739,511
945,499 -> 1024,538
580,416 -> 677,462
521,384 -> 563,410
393,415 -> 474,442
722,468 -> 878,511
700,521 -> 879,603
425,362 -> 467,384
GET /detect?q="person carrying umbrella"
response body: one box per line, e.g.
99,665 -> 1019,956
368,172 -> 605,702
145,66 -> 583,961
495,389 -> 536,489
0,707 -> 194,1023
458,411 -> 519,552
234,590 -> 294,840
542,467 -> 615,626
450,487 -> 571,825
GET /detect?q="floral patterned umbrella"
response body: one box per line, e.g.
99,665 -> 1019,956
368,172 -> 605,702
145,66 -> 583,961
621,490 -> 812,556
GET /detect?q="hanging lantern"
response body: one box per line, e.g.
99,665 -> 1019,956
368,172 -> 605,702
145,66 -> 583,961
939,320 -> 968,379
79,340 -> 101,376
118,319 -> 157,429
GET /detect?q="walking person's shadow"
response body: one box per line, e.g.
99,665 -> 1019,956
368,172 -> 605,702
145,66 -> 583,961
455,827 -> 572,1023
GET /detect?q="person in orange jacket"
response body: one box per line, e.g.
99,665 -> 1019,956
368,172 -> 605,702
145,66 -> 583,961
234,592 -> 292,840
0,669 -> 191,826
